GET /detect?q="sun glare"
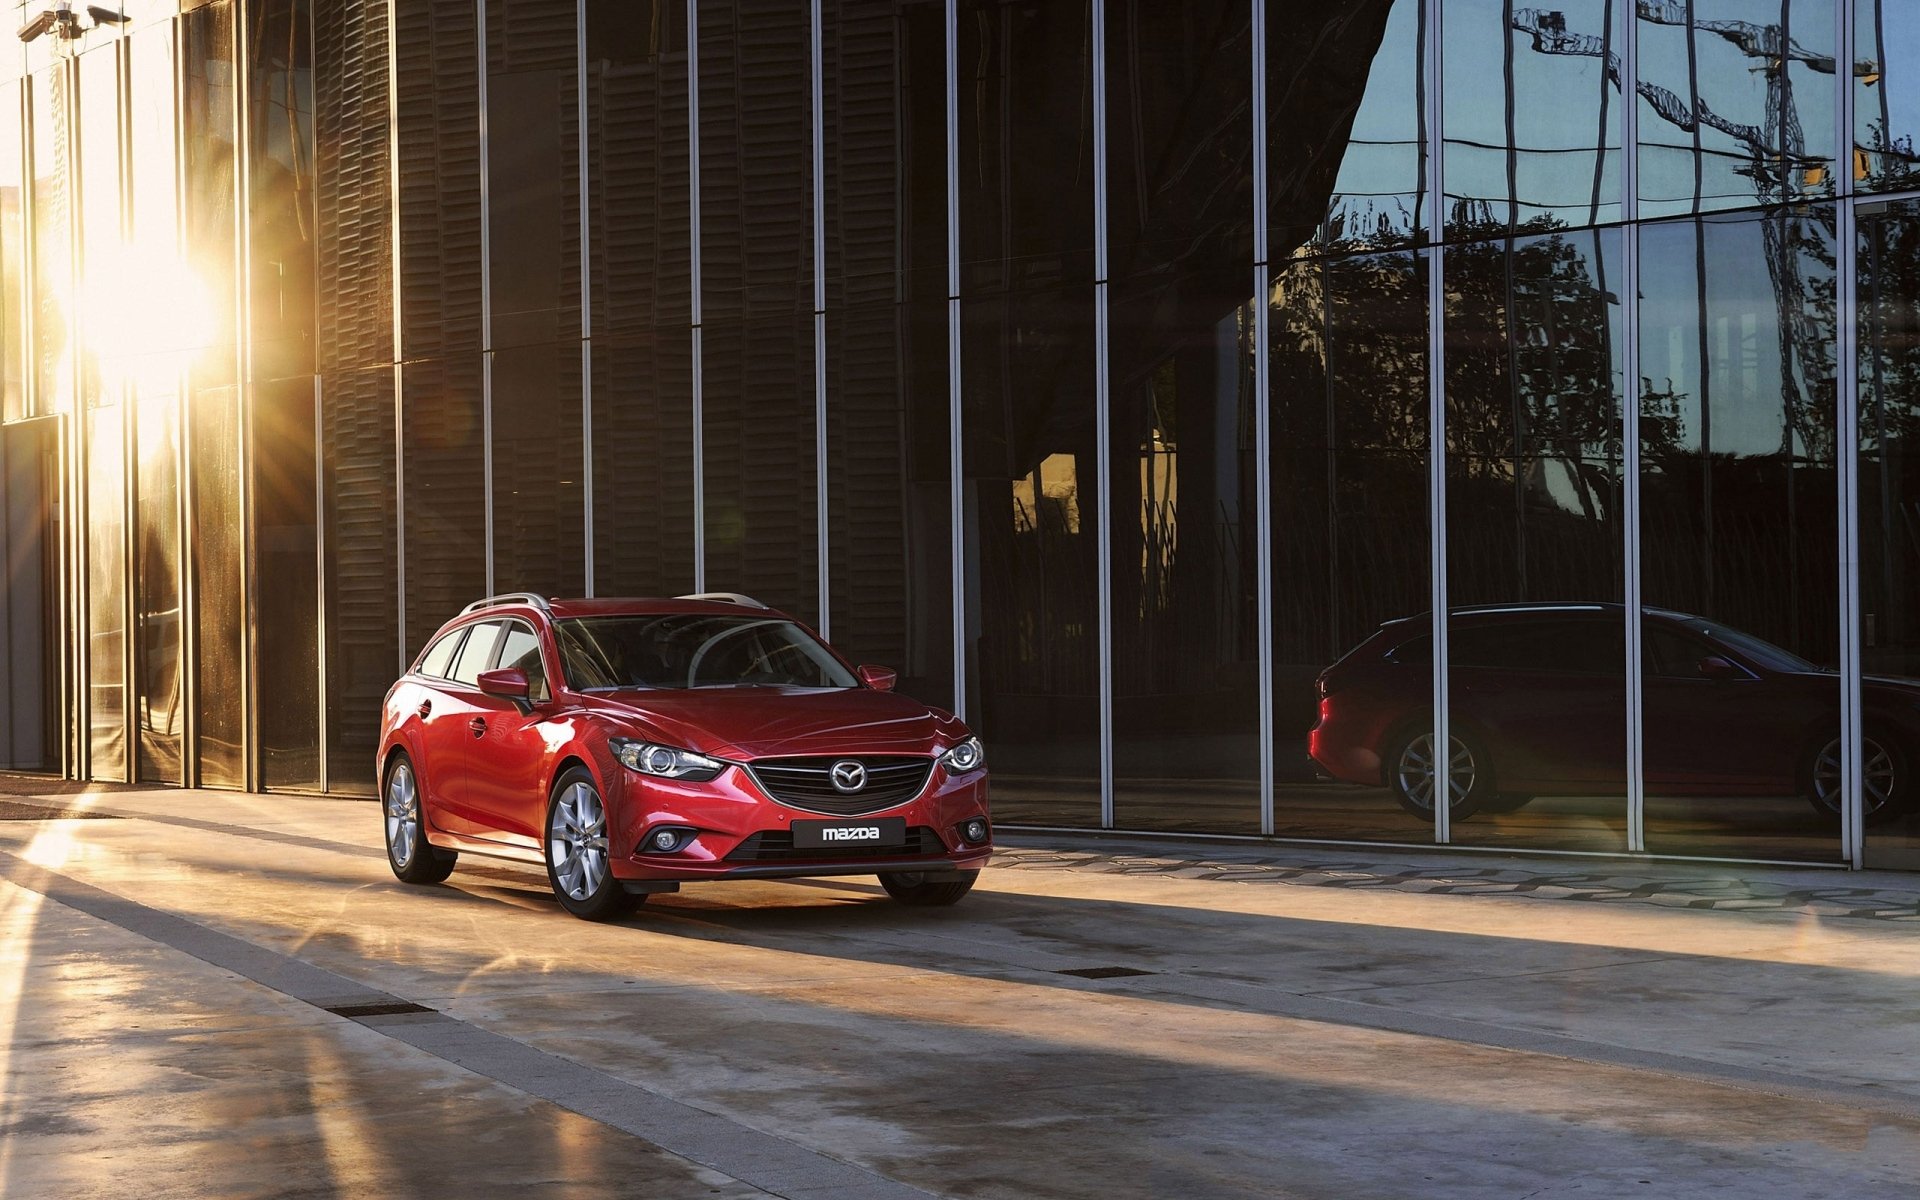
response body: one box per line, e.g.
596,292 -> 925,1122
80,243 -> 218,390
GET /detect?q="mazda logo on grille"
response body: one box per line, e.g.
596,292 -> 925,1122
829,760 -> 867,793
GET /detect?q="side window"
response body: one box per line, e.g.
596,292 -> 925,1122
417,628 -> 465,679
449,621 -> 506,686
1645,626 -> 1711,678
497,622 -> 550,701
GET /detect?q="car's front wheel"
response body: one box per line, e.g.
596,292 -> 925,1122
545,766 -> 637,920
879,870 -> 977,907
385,753 -> 456,884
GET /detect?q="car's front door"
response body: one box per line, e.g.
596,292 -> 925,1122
463,618 -> 556,848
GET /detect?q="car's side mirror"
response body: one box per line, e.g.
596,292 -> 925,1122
1698,656 -> 1743,682
857,664 -> 897,692
478,667 -> 533,712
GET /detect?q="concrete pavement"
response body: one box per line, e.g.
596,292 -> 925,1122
1,782 -> 1918,1198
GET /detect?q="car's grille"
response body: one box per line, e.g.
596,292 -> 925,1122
725,826 -> 948,863
745,755 -> 934,815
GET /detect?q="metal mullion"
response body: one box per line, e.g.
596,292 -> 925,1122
1836,0 -> 1862,867
1092,0 -> 1113,830
688,0 -> 705,593
476,0 -> 493,596
945,0 -> 964,720
1621,0 -> 1645,853
117,40 -> 137,783
1424,0 -> 1449,845
578,0 -> 593,596
388,0 -> 406,672
811,0 -> 828,637
235,0 -> 258,791
313,376 -> 327,793
1251,0 -> 1274,837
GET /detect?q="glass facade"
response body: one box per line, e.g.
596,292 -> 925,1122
2,1 -> 1918,869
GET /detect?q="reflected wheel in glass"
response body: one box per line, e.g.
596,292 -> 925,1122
1389,729 -> 1487,820
1808,734 -> 1905,826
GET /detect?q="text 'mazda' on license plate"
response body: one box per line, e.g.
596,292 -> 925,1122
791,817 -> 907,850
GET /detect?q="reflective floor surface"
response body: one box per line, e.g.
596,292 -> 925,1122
1,782 -> 1919,1198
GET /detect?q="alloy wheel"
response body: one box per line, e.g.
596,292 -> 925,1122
1395,732 -> 1476,813
1812,736 -> 1897,817
549,781 -> 610,901
386,762 -> 420,867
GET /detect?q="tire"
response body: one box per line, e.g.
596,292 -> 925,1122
1385,725 -> 1492,821
1805,732 -> 1908,827
545,766 -> 634,921
385,753 -> 457,884
879,870 -> 978,907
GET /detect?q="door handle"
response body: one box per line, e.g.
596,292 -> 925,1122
417,700 -> 432,719
469,717 -> 487,737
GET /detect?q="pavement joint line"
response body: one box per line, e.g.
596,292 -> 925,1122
12,797 -> 1920,1123
0,849 -> 942,1200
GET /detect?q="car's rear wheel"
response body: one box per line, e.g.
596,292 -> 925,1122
1387,727 -> 1490,821
879,870 -> 977,907
1806,733 -> 1907,826
546,767 -> 635,920
385,754 -> 456,884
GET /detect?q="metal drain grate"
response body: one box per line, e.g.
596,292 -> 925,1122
0,801 -> 121,821
322,1001 -> 436,1018
1054,966 -> 1156,979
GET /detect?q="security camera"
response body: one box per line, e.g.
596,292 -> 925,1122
17,2 -> 77,42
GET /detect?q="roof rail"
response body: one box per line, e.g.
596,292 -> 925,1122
675,592 -> 769,609
462,592 -> 552,615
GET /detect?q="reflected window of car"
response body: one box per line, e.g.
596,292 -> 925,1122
1692,622 -> 1816,674
448,620 -> 506,687
1449,619 -> 1621,674
497,620 -> 551,702
417,627 -> 465,679
1644,625 -> 1714,678
555,614 -> 859,690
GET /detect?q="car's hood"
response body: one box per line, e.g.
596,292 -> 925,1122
583,686 -> 968,760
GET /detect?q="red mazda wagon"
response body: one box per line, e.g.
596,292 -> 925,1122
378,592 -> 991,918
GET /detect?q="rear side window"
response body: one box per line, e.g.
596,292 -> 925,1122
417,629 -> 465,679
449,621 -> 505,686
497,622 -> 550,701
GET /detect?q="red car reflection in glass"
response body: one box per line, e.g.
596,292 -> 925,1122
1309,603 -> 1913,824
377,593 -> 990,919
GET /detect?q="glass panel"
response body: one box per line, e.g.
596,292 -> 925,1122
249,0 -> 317,382
1274,249 -> 1432,842
30,68 -> 73,414
1855,1 -> 1920,192
1273,0 -> 1426,256
1444,227 -> 1627,851
314,0 -> 394,373
1,80 -> 24,422
589,334 -> 696,596
1444,0 -> 1622,238
485,0 -> 582,350
0,420 -> 60,772
491,341 -> 584,595
323,363 -> 397,795
1859,198 -> 1920,867
1107,0 -> 1257,833
1637,206 -> 1840,861
256,377 -> 320,790
87,405 -> 126,780
821,0 -> 951,705
131,26 -> 182,786
1636,1 -> 1837,219
401,354 -> 486,656
697,0 -> 816,620
396,0 -> 482,361
78,45 -> 119,412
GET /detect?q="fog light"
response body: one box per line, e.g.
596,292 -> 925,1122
646,827 -> 694,853
962,818 -> 989,844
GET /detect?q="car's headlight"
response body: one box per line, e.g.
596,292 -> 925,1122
610,738 -> 725,782
940,736 -> 986,774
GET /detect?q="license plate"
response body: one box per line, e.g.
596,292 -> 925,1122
791,817 -> 906,850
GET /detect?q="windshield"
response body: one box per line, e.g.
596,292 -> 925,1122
1681,619 -> 1819,674
555,614 -> 860,690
